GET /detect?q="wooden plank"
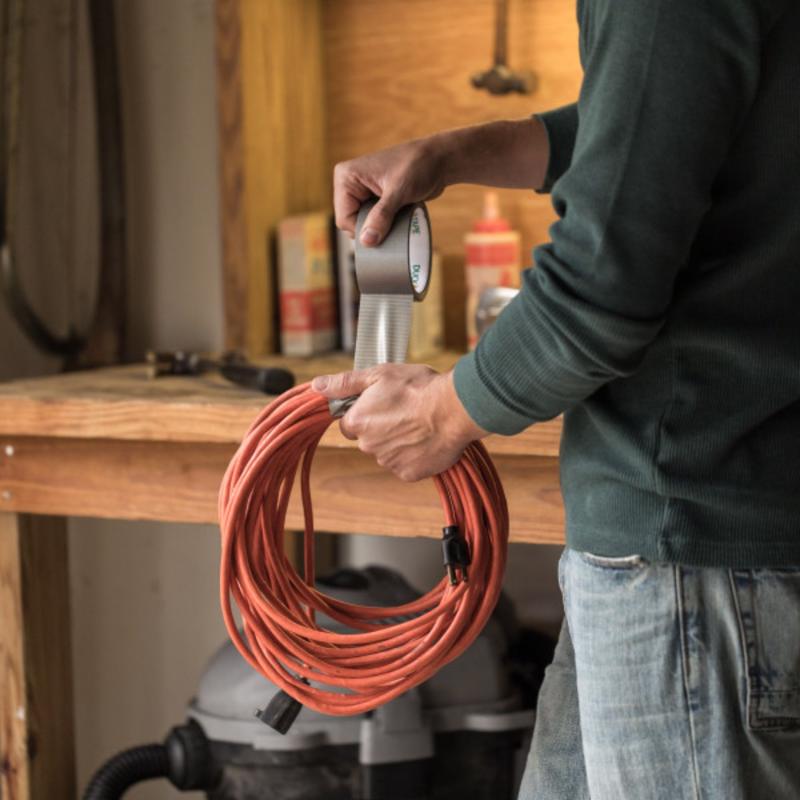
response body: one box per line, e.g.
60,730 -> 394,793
0,365 -> 274,446
0,437 -> 233,524
0,512 -> 76,800
0,360 -> 563,456
19,516 -> 76,800
288,448 -> 565,545
0,513 -> 29,800
215,0 -> 328,356
0,437 -> 563,544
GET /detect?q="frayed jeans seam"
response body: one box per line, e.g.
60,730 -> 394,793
675,565 -> 702,800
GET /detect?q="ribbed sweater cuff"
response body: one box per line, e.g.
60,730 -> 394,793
453,351 -> 535,436
534,103 -> 578,194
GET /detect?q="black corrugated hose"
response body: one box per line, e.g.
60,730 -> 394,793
83,744 -> 170,799
83,721 -> 218,799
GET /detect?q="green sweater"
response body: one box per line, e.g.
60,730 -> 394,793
454,0 -> 800,567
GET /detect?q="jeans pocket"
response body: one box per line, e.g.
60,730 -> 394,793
731,568 -> 800,731
575,551 -> 648,570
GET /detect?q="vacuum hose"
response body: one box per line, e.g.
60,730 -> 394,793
218,384 -> 509,723
82,745 -> 168,799
82,721 -> 216,799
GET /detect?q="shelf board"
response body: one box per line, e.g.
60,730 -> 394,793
0,353 -> 561,457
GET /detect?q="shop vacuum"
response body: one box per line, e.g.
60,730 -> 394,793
82,566 -> 554,800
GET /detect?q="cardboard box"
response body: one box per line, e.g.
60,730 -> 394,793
277,212 -> 338,356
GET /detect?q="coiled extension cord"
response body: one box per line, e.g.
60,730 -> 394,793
218,383 -> 509,725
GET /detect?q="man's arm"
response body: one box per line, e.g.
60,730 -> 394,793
441,104 -> 579,194
454,0 -> 781,435
333,111 -> 571,246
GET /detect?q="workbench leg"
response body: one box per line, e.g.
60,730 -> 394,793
0,513 -> 76,799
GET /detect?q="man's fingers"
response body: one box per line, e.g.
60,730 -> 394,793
360,194 -> 401,247
332,158 -> 403,246
333,163 -> 372,236
338,416 -> 358,440
338,212 -> 357,237
312,368 -> 377,399
334,192 -> 365,237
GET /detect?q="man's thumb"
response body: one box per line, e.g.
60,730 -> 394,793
359,195 -> 400,247
312,369 -> 374,398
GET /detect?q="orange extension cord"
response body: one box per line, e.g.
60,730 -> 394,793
218,383 -> 509,717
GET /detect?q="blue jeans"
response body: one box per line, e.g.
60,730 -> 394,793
517,548 -> 800,800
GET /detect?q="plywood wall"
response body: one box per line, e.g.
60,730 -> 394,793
322,0 -> 582,346
217,0 -> 329,355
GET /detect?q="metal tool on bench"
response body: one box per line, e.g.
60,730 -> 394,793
146,350 -> 295,396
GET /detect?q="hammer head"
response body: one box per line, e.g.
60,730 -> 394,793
471,64 -> 536,95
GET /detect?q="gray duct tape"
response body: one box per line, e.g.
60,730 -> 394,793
353,200 -> 432,300
354,294 -> 414,371
329,200 -> 432,417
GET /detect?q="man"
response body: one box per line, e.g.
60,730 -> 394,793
312,1 -> 800,797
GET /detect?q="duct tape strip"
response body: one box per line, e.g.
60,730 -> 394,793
329,199 -> 432,418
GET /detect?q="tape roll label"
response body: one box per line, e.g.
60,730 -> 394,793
409,207 -> 431,297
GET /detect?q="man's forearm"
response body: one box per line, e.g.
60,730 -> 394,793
429,118 -> 550,192
333,112 -> 564,243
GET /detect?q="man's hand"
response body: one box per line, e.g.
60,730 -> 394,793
311,364 -> 488,482
333,138 -> 446,247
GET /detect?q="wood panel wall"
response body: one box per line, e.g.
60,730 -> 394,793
322,0 -> 582,348
216,0 -> 329,355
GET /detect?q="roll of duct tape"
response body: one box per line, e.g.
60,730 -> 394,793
329,199 -> 433,417
353,200 -> 432,371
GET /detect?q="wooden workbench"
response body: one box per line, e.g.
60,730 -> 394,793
0,354 -> 563,799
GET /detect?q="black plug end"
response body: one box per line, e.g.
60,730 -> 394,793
442,525 -> 471,585
256,690 -> 304,735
